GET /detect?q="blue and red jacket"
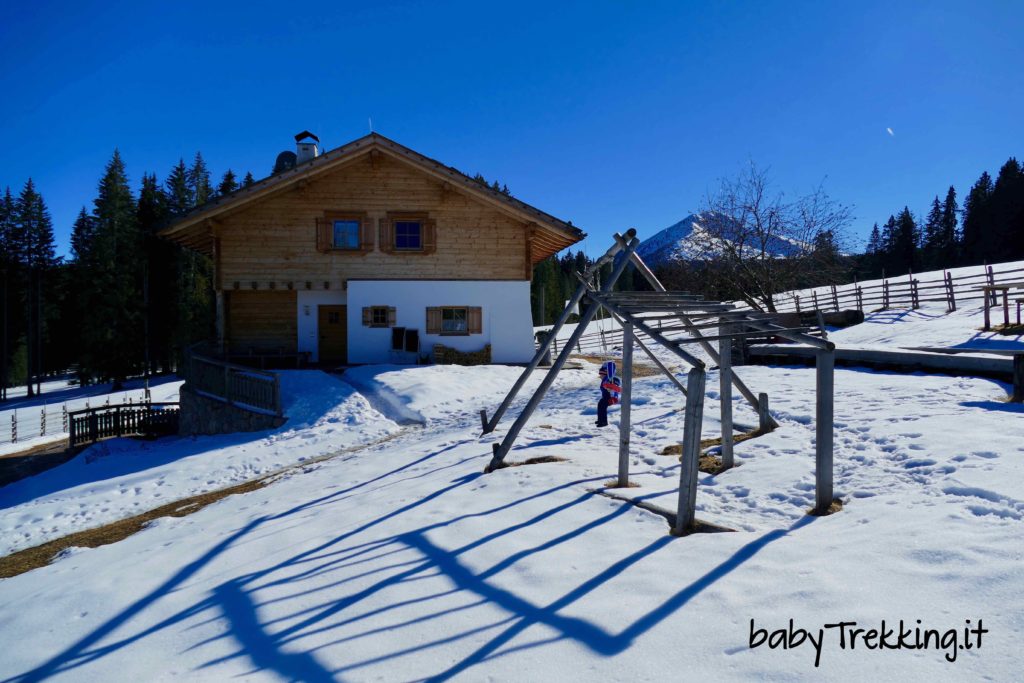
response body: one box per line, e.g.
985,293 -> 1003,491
600,361 -> 622,405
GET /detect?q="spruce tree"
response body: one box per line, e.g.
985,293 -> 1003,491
922,197 -> 943,269
961,172 -> 994,265
242,171 -> 255,188
13,179 -> 57,394
893,208 -> 918,273
866,223 -> 882,254
0,188 -> 15,398
990,158 -> 1024,260
89,150 -> 144,388
189,152 -> 213,206
218,169 -> 238,196
939,186 -> 959,266
138,173 -> 174,373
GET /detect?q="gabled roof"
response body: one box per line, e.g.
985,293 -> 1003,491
159,133 -> 585,263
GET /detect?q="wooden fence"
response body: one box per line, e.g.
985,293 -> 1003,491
68,403 -> 180,447
185,347 -> 282,416
540,262 -> 1024,356
757,263 -> 1024,315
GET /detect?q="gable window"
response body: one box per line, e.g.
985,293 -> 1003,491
362,306 -> 396,328
379,212 -> 436,254
426,306 -> 483,335
333,220 -> 360,249
317,212 -> 372,253
394,221 -> 422,250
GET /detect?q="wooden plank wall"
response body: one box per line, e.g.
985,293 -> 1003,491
226,290 -> 297,351
217,154 -> 530,286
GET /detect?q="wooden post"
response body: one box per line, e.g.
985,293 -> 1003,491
1002,289 -> 1010,328
487,236 -> 641,470
882,280 -> 890,310
911,280 -> 920,309
816,310 -> 828,340
795,295 -> 801,313
719,324 -> 734,470
675,367 -> 706,535
617,322 -> 633,487
812,291 -> 819,311
983,289 -> 991,331
830,284 -> 839,311
856,286 -> 863,312
1012,355 -> 1024,403
815,349 -> 835,514
758,392 -> 771,433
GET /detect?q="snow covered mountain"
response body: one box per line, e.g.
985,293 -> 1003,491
636,213 -> 806,268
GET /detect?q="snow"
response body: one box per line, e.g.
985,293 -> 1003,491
0,307 -> 1022,680
0,376 -> 182,457
0,371 -> 400,556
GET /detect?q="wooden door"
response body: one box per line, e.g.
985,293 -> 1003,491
318,305 -> 348,364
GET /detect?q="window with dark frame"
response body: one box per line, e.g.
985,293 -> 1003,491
441,307 -> 468,334
394,220 -> 422,250
332,219 -> 361,250
363,305 -> 393,328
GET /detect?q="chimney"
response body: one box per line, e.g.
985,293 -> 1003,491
295,130 -> 320,164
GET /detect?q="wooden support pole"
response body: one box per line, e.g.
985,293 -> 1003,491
831,284 -> 839,311
486,236 -> 641,471
815,349 -> 835,514
1003,289 -> 1010,328
758,392 -> 771,433
675,368 -> 707,535
883,280 -> 890,310
623,246 -> 772,424
719,323 -> 734,470
618,322 -> 634,487
606,310 -> 687,396
482,229 -> 636,434
983,290 -> 991,331
1012,355 -> 1024,403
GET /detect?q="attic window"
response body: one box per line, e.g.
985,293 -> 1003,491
395,221 -> 422,250
317,212 -> 372,253
333,220 -> 360,249
379,212 -> 436,254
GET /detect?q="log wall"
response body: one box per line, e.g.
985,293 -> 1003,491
217,154 -> 531,286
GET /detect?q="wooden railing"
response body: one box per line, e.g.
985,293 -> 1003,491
185,346 -> 282,416
748,263 -> 1024,315
68,403 -> 180,448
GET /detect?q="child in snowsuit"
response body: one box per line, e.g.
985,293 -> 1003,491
596,361 -> 621,428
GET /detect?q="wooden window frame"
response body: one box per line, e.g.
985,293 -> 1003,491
362,305 -> 397,328
379,212 -> 437,255
426,306 -> 482,336
317,211 -> 373,254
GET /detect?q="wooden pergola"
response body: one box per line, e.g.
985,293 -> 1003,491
480,231 -> 839,532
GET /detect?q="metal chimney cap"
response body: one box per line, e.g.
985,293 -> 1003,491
294,130 -> 320,143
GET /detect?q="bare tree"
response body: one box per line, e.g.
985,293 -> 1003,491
686,163 -> 852,312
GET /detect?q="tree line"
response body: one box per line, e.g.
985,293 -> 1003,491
862,156 -> 1024,278
1,152 -> 255,398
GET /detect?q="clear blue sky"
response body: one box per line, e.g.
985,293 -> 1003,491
2,0 -> 1022,258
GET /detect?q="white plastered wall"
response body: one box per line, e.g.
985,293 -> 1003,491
297,290 -> 348,362
347,280 -> 534,364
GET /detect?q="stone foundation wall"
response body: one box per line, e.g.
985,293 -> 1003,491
179,385 -> 286,436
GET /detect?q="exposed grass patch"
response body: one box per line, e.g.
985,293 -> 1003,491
602,479 -> 640,489
659,428 -> 766,457
570,355 -> 665,378
992,323 -> 1024,335
807,497 -> 844,517
0,478 -> 267,579
491,455 -> 567,470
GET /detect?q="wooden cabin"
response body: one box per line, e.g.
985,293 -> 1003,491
159,132 -> 585,365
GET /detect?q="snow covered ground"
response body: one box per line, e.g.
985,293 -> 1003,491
0,371 -> 400,556
0,308 -> 1021,681
0,376 -> 182,457
1,299 -> 1022,680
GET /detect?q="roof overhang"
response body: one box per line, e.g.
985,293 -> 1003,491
159,133 -> 585,263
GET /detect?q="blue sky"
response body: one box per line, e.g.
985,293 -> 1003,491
2,0 -> 1022,257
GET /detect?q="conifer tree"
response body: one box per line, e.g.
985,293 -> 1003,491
922,197 -> 943,269
892,208 -> 918,273
990,158 -> 1024,260
88,150 -> 144,388
189,152 -> 213,206
242,171 -> 255,188
138,173 -> 174,373
866,223 -> 882,254
961,172 -> 994,265
218,169 -> 238,196
939,186 -> 959,265
0,188 -> 15,399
